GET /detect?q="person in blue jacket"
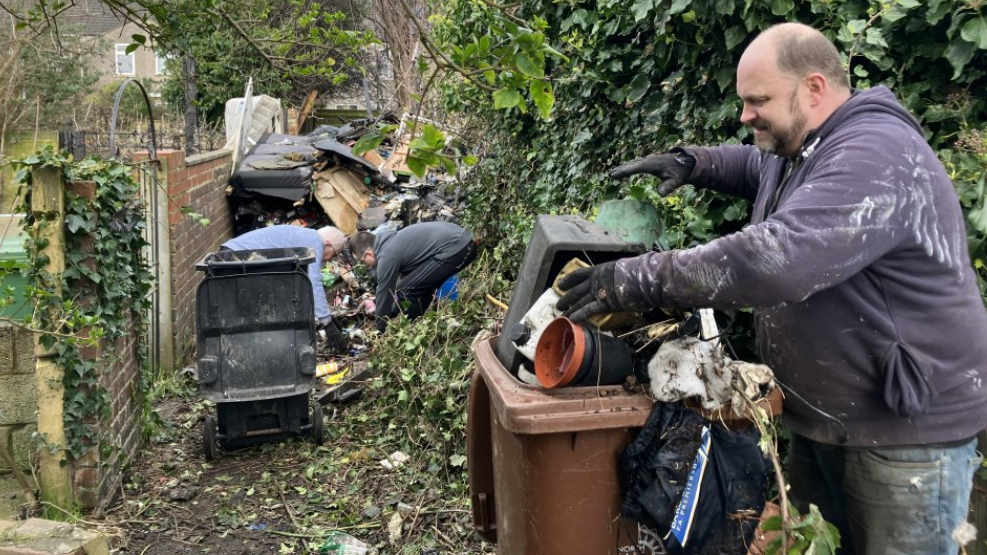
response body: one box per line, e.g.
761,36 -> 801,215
223,225 -> 347,352
558,22 -> 987,554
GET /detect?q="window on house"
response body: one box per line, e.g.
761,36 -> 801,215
335,104 -> 359,110
155,52 -> 168,75
115,44 -> 135,75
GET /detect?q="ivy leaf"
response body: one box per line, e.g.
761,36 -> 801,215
492,88 -> 521,109
626,73 -> 652,103
630,0 -> 654,22
449,454 -> 467,467
351,133 -> 384,156
669,0 -> 691,15
725,25 -> 746,50
463,155 -> 478,166
714,66 -> 734,93
944,38 -> 976,79
961,17 -> 987,50
770,0 -> 794,17
66,214 -> 87,233
864,28 -> 888,48
925,0 -> 950,25
714,0 -> 735,15
969,205 -> 987,236
529,79 -> 554,120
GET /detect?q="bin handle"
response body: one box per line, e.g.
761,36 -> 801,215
204,254 -> 304,277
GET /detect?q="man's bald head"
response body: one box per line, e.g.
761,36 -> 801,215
736,23 -> 852,157
747,23 -> 850,91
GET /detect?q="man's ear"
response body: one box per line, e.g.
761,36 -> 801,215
805,72 -> 827,106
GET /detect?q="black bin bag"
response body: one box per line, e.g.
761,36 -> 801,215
619,402 -> 770,555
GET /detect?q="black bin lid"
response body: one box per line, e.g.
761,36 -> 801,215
195,247 -> 316,276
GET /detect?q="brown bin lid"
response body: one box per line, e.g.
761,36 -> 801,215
475,337 -> 652,435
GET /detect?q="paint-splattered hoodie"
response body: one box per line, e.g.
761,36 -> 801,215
614,86 -> 987,446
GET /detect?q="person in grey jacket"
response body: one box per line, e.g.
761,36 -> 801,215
223,225 -> 347,352
347,222 -> 476,332
558,22 -> 987,554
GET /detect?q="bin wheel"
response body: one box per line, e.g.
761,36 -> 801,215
311,405 -> 325,445
203,415 -> 219,461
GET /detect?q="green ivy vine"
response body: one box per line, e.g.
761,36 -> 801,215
13,146 -> 154,461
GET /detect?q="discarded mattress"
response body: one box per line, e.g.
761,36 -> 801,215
230,133 -> 317,201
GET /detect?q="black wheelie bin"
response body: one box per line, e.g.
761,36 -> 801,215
195,247 -> 325,460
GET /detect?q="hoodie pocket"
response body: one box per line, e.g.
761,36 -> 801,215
881,341 -> 937,417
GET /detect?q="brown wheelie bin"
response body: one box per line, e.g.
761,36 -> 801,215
468,337 -> 664,555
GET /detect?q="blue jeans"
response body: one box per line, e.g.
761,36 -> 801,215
787,433 -> 981,555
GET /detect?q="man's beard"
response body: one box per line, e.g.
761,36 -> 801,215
753,89 -> 807,158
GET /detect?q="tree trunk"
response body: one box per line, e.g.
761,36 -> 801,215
183,55 -> 199,155
372,0 -> 420,113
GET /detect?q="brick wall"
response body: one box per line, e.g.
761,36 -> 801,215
52,151 -> 233,509
0,325 -> 38,472
60,180 -> 143,509
156,149 -> 234,366
77,331 -> 140,509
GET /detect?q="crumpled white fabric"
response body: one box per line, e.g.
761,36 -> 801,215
648,336 -> 775,415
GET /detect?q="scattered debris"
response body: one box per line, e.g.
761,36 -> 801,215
320,531 -> 371,555
168,487 -> 197,502
647,336 -> 775,415
379,451 -> 409,470
387,511 -> 404,544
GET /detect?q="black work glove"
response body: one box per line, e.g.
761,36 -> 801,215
318,318 -> 347,354
609,151 -> 695,197
555,261 -> 622,323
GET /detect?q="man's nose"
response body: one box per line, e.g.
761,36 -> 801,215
740,104 -> 756,124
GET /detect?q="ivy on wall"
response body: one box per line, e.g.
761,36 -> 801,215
13,147 -> 154,460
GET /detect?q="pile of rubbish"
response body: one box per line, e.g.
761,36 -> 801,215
229,114 -> 466,237
509,255 -> 779,422
225,114 -> 471,404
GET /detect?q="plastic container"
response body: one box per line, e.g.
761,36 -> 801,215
468,337 -> 657,554
494,215 -> 644,376
511,288 -> 562,362
195,248 -> 318,402
533,317 -> 634,389
0,225 -> 30,321
437,273 -> 459,301
594,199 -> 662,250
195,247 -> 324,459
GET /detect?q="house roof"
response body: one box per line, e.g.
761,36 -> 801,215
58,0 -> 126,37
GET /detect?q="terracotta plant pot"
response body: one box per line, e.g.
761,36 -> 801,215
534,317 -> 634,389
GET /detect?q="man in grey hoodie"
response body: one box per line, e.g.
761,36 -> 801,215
347,222 -> 476,332
558,22 -> 987,554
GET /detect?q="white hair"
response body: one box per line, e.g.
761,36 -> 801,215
317,226 -> 345,257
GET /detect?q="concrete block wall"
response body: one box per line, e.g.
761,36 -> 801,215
156,149 -> 233,366
0,325 -> 38,471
